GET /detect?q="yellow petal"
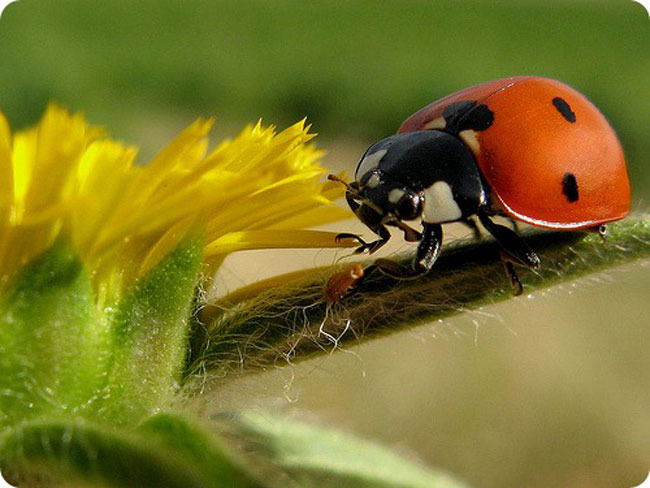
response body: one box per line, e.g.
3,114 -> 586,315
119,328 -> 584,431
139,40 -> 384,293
138,217 -> 196,276
0,111 -> 13,235
0,105 -> 353,297
204,230 -> 355,257
267,206 -> 353,230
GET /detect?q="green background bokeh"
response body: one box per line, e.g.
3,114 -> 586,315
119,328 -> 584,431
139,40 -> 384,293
1,2 -> 649,487
1,0 -> 648,197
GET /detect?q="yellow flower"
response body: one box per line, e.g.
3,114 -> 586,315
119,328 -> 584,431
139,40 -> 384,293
0,104 -> 351,299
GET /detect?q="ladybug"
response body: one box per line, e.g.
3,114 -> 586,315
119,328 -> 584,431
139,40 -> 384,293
331,76 -> 631,294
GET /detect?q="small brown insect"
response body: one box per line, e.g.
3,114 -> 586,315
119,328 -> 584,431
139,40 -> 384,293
325,264 -> 365,302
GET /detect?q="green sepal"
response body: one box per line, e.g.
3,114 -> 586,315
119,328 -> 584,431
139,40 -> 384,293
228,411 -> 470,488
0,236 -> 205,429
95,237 -> 203,424
0,243 -> 102,429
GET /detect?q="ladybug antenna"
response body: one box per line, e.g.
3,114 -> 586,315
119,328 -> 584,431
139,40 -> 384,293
327,174 -> 359,195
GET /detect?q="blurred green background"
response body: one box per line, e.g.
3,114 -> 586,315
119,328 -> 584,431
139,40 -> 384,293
1,1 -> 648,487
1,0 -> 649,197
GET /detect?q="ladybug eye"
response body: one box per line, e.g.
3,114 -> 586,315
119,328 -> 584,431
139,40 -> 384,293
395,193 -> 421,221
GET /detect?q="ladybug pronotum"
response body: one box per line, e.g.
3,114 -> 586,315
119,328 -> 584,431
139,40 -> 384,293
331,76 -> 631,294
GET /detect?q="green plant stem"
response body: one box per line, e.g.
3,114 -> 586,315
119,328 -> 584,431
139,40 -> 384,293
187,214 -> 650,380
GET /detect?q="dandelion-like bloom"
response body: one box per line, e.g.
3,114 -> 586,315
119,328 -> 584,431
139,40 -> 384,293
1,104 -> 349,299
0,105 -> 352,427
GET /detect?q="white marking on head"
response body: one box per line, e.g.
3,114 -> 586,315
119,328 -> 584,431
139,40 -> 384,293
422,117 -> 446,130
388,188 -> 405,204
459,129 -> 480,155
422,181 -> 463,223
365,173 -> 381,189
355,149 -> 387,181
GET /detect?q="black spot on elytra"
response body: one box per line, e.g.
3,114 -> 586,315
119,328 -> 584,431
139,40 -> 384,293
462,104 -> 494,131
552,97 -> 576,123
442,100 -> 494,134
443,100 -> 476,123
562,173 -> 579,202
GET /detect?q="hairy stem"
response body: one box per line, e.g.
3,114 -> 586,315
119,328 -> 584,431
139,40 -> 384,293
187,214 -> 650,382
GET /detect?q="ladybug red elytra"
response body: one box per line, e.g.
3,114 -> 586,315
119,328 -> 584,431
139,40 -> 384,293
331,76 -> 631,294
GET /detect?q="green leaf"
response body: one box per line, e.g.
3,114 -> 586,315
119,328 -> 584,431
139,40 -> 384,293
0,418 -> 208,488
139,412 -> 266,488
0,413 -> 269,487
0,243 -> 103,428
190,214 -> 650,377
2,413 -> 462,488
228,411 -> 469,488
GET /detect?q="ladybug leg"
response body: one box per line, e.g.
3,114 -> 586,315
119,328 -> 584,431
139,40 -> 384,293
370,223 -> 443,279
478,212 -> 540,268
477,212 -> 540,293
335,192 -> 365,245
336,191 -> 392,254
343,204 -> 392,255
501,252 -> 524,296
387,220 -> 423,242
351,225 -> 391,255
335,232 -> 370,246
506,217 -> 520,233
336,230 -> 390,255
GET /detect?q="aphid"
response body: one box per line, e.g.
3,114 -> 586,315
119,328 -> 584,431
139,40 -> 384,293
325,264 -> 365,302
332,76 -> 631,294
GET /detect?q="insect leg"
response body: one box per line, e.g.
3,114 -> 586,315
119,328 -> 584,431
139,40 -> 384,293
338,204 -> 391,256
478,212 -> 540,268
334,189 -> 392,254
506,217 -> 520,232
387,220 -> 423,242
371,223 -> 443,279
478,211 -> 540,294
501,251 -> 524,296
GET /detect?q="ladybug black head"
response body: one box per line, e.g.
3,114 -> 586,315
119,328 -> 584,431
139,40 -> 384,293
353,169 -> 423,222
352,131 -> 486,225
